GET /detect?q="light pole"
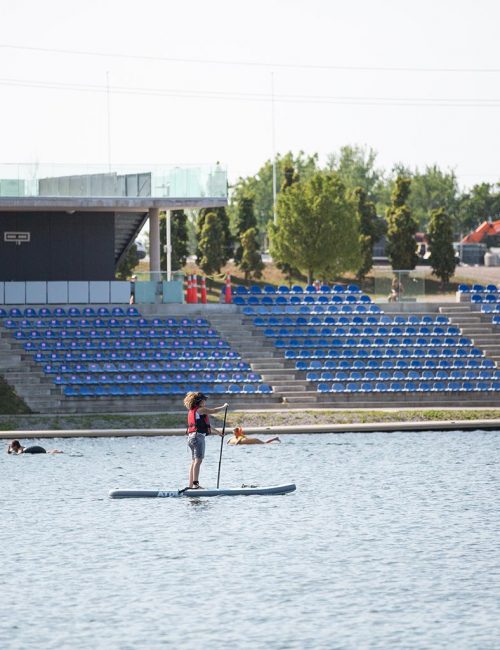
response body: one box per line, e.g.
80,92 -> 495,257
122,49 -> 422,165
271,72 -> 277,225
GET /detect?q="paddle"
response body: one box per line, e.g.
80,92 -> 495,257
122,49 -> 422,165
216,405 -> 228,489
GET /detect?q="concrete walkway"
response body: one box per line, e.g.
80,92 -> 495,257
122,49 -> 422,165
1,419 -> 499,439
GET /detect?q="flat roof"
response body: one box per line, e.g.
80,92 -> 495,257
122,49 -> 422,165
0,196 -> 227,212
0,163 -> 227,207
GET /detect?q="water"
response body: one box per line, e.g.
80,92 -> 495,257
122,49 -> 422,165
1,430 -> 499,650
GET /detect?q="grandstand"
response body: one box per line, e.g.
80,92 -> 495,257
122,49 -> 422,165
0,282 -> 498,413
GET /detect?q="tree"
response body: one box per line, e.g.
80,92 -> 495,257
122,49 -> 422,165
115,242 -> 139,279
326,145 -> 384,203
276,163 -> 301,284
234,195 -> 258,262
197,212 -> 225,275
427,208 -> 457,286
269,171 -> 360,283
386,177 -> 418,270
408,166 -> 460,230
457,182 -> 500,233
196,206 -> 232,263
352,187 -> 385,281
229,151 -> 318,230
239,227 -> 264,283
160,209 -> 189,272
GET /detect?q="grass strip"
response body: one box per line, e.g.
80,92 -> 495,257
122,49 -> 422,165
0,408 -> 499,432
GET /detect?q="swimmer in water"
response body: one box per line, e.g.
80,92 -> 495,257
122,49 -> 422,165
227,427 -> 281,445
7,440 -> 63,455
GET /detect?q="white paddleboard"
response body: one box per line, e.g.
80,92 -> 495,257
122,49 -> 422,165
109,483 -> 296,498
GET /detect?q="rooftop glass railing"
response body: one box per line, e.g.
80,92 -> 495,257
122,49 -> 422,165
0,163 -> 227,199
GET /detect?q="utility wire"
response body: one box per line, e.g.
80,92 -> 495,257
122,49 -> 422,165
1,76 -> 500,107
1,43 -> 500,74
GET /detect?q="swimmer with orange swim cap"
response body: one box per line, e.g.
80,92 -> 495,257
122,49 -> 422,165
227,427 -> 281,445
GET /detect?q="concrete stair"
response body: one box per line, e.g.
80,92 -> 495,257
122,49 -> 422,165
209,313 -> 321,407
439,304 -> 500,366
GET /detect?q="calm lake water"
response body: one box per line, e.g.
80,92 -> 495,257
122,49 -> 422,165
1,430 -> 499,650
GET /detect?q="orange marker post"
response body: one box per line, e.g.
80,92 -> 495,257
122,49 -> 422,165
185,275 -> 192,303
225,274 -> 232,304
192,274 -> 199,303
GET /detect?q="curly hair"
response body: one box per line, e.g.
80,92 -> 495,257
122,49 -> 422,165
183,391 -> 208,410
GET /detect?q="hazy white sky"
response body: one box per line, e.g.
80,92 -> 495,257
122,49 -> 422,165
1,0 -> 500,189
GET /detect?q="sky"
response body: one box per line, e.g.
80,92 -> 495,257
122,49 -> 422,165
1,0 -> 500,190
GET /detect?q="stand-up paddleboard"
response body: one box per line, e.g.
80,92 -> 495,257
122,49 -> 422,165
109,483 -> 296,499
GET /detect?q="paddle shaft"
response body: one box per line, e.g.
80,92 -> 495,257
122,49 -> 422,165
216,406 -> 228,489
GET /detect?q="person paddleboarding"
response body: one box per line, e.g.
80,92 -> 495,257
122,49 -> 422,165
183,392 -> 228,489
227,427 -> 281,445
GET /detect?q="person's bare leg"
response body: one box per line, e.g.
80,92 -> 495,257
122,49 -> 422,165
189,460 -> 195,487
265,437 -> 281,443
192,458 -> 203,486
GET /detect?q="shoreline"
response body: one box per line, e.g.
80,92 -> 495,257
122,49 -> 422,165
1,418 -> 499,438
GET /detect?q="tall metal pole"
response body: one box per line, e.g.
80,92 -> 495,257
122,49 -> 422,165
106,71 -> 112,172
271,72 -> 277,225
166,210 -> 172,282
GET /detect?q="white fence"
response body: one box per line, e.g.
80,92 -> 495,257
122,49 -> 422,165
0,281 -> 131,304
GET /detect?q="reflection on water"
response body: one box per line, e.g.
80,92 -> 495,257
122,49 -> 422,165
1,430 -> 499,650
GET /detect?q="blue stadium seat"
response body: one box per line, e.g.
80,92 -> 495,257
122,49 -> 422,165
233,296 -> 246,305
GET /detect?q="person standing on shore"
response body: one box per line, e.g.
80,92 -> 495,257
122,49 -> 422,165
183,392 -> 228,489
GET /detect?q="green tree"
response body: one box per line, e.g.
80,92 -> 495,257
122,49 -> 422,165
160,209 -> 189,272
408,166 -> 460,230
381,165 -> 461,232
352,187 -> 385,281
239,227 -> 264,283
326,145 -> 384,202
197,212 -> 225,275
196,206 -> 232,263
386,177 -> 418,270
276,163 -> 301,284
269,171 -> 359,283
234,195 -> 258,262
229,151 -> 318,230
427,208 -> 457,286
115,242 -> 139,279
457,182 -> 500,233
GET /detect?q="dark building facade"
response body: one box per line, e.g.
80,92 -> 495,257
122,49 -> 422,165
0,211 -> 115,281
